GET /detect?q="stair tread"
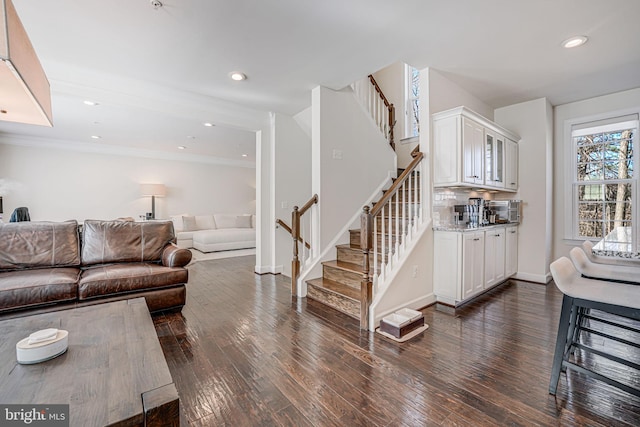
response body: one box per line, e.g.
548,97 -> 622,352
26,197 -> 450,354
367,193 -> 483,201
307,277 -> 360,300
322,259 -> 362,274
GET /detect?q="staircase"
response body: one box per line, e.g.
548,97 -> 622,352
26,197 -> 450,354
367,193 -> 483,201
306,168 -> 421,322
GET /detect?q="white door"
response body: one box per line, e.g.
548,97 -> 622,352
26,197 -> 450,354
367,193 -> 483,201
463,117 -> 484,185
463,231 -> 484,297
494,227 -> 506,282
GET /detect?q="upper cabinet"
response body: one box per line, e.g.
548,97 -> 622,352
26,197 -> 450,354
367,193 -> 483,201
433,107 -> 520,192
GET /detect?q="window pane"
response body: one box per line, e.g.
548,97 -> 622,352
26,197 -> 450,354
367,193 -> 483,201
579,221 -> 602,238
578,202 -> 601,220
578,184 -> 603,201
578,162 -> 602,181
604,183 -> 632,202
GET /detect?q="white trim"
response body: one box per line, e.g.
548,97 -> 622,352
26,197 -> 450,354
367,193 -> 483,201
370,293 -> 437,331
563,107 -> 640,241
254,265 -> 282,275
514,272 -> 552,284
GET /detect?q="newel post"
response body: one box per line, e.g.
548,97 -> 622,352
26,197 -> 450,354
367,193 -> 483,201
360,206 -> 373,330
291,206 -> 300,297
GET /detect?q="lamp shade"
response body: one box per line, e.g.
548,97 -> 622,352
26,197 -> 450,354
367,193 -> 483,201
140,183 -> 166,197
0,0 -> 53,126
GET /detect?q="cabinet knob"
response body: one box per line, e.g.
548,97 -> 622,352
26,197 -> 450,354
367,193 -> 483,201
473,238 -> 480,241
510,182 -> 516,185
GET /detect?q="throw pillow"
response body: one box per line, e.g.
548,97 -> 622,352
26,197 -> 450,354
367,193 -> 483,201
182,215 -> 197,231
213,214 -> 237,229
235,215 -> 252,228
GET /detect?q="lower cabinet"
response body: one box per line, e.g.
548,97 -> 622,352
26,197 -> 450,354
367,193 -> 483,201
434,226 -> 516,306
505,225 -> 518,277
484,227 -> 506,289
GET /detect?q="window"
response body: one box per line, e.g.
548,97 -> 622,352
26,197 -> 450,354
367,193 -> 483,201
571,116 -> 638,242
404,64 -> 420,138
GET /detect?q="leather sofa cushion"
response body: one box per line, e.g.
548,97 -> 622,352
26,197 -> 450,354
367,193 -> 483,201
82,220 -> 175,266
0,221 -> 80,271
0,268 -> 80,312
78,263 -> 188,300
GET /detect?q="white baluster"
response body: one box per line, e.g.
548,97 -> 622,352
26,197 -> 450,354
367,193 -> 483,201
380,207 -> 386,281
387,200 -> 392,272
401,180 -> 406,249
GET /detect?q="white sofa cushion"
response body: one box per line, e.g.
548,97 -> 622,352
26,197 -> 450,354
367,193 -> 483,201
182,215 -> 198,231
235,215 -> 252,228
195,215 -> 216,230
213,214 -> 237,229
170,213 -> 189,232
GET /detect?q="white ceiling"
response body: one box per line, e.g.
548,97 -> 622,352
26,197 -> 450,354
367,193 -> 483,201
1,0 -> 639,164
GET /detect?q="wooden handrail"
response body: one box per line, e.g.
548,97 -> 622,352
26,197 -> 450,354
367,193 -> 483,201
368,75 -> 392,108
411,144 -> 420,158
370,152 -> 423,217
276,218 -> 310,250
368,74 -> 396,149
298,194 -> 318,216
291,194 -> 318,296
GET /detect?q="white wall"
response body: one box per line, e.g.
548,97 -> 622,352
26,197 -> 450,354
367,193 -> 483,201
312,86 -> 396,250
495,98 -> 554,283
552,87 -> 640,261
273,112 -> 312,277
428,69 -> 494,120
0,143 -> 255,222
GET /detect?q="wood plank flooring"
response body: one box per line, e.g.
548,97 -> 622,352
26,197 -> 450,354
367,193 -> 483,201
152,256 -> 640,426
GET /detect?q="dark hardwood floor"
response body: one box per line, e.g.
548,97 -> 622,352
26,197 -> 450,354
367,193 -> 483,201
153,256 -> 640,426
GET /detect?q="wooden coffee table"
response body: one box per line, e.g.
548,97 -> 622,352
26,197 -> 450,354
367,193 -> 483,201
0,298 -> 179,426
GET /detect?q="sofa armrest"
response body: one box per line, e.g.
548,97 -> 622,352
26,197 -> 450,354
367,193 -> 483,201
162,244 -> 192,268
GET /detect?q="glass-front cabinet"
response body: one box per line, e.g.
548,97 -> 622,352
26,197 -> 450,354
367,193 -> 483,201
485,130 -> 504,188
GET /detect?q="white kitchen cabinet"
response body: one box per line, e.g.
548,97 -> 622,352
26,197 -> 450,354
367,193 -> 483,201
462,231 -> 485,298
484,226 -> 505,289
432,106 -> 519,192
505,225 -> 518,277
433,231 -> 462,305
505,138 -> 518,191
463,117 -> 484,185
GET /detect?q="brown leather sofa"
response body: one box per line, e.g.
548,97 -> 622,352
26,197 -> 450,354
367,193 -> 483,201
0,219 -> 192,317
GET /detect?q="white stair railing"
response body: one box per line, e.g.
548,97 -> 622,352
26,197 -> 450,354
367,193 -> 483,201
351,75 -> 396,149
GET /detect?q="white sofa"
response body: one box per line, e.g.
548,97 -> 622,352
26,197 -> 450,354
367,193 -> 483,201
171,214 -> 256,253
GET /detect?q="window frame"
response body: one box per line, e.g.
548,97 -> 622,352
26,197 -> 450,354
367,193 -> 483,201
564,111 -> 639,244
403,64 -> 420,139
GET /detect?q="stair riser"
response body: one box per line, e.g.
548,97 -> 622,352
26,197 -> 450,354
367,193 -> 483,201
350,230 -> 400,249
307,285 -> 359,319
323,264 -> 362,288
337,246 -> 363,265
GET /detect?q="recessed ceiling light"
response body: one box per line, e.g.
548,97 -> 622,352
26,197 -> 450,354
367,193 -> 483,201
242,154 -> 248,157
562,35 -> 588,48
203,122 -> 214,127
229,72 -> 247,81
84,100 -> 99,106
178,146 -> 186,150
186,136 -> 195,139
91,135 -> 101,139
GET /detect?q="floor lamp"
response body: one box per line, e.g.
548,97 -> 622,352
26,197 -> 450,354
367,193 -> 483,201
140,184 -> 166,220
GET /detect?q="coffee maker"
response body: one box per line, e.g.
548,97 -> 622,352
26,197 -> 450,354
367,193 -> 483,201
468,197 -> 488,227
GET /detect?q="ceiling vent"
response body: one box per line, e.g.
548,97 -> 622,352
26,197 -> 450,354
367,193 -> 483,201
0,0 -> 53,127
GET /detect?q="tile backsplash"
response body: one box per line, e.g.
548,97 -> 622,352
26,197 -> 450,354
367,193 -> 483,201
433,188 -> 514,227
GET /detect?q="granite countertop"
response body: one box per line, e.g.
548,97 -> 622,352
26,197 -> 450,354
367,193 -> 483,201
592,227 -> 638,258
433,223 -> 517,232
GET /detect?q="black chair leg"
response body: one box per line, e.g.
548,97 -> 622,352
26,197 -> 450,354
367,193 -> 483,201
550,295 -> 574,395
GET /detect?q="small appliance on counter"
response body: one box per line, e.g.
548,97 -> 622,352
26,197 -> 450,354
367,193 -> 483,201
468,197 -> 488,226
489,200 -> 521,224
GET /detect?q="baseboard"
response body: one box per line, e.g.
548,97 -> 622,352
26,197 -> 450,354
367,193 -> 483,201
371,293 -> 436,331
254,265 -> 282,275
514,271 -> 552,284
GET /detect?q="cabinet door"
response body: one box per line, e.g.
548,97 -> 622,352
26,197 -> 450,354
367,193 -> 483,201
485,130 -> 505,188
484,229 -> 496,288
463,232 -> 484,298
434,231 -> 462,303
494,227 -> 506,282
505,139 -> 518,190
433,116 -> 460,186
505,226 -> 518,277
462,117 -> 484,185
